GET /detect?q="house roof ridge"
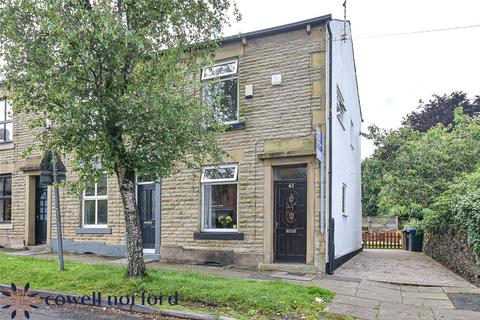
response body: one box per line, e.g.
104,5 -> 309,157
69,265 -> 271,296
222,14 -> 332,44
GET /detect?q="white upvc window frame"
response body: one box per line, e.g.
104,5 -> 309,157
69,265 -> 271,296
201,59 -> 238,81
82,175 -> 108,228
201,59 -> 240,125
0,98 -> 13,143
201,164 -> 239,233
201,164 -> 238,183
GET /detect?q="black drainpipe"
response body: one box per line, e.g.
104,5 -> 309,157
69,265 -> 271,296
326,20 -> 335,275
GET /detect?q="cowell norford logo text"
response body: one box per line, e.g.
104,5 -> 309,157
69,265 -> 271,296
0,283 -> 39,319
44,290 -> 179,307
1,282 -> 179,319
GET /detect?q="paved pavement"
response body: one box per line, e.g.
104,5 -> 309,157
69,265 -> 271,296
1,248 -> 479,320
334,249 -> 475,287
322,250 -> 480,320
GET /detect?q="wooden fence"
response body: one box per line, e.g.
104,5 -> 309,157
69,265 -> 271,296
362,231 -> 403,249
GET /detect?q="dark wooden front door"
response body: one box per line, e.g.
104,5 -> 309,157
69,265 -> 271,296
138,183 -> 155,249
274,180 -> 307,263
35,177 -> 48,245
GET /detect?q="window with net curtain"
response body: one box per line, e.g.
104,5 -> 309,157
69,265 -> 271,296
201,59 -> 239,124
201,164 -> 238,231
83,174 -> 108,226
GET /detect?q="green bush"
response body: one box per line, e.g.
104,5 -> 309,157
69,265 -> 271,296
363,108 -> 480,259
404,218 -> 423,233
451,190 -> 480,260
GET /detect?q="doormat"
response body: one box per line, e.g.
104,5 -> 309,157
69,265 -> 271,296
448,293 -> 480,312
269,271 -> 316,282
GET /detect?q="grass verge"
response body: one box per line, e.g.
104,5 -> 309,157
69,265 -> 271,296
0,254 -> 348,319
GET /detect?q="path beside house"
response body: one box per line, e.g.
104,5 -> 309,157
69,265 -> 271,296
2,248 -> 479,320
334,249 -> 474,287
322,249 -> 480,320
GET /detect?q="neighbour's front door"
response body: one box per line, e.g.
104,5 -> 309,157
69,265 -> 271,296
274,176 -> 307,263
138,183 -> 155,249
35,177 -> 48,245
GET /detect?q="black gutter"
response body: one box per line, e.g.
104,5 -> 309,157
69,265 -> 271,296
326,21 -> 335,275
222,14 -> 332,44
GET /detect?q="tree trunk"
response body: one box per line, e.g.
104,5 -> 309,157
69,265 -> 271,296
116,166 -> 146,278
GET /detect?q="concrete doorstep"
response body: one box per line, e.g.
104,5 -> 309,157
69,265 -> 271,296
0,284 -> 239,320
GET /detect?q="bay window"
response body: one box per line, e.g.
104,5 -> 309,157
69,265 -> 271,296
201,59 -> 239,124
201,164 -> 238,232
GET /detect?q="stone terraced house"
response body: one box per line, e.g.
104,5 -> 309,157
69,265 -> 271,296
0,15 -> 362,274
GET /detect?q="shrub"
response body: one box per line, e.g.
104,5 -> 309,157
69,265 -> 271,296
451,190 -> 480,260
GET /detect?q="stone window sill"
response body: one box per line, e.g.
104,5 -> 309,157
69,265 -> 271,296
225,122 -> 245,132
194,232 -> 244,240
75,227 -> 111,235
0,223 -> 13,230
0,142 -> 14,151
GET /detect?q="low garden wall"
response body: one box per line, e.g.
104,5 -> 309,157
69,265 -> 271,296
423,225 -> 480,286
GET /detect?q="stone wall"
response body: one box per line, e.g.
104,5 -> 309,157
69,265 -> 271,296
1,23 -> 329,269
0,97 -> 42,249
0,84 -> 127,251
160,24 -> 328,268
423,225 -> 480,286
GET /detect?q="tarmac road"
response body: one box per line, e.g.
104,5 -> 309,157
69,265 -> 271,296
0,296 -> 174,320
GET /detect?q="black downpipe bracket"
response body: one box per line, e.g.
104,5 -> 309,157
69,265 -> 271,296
326,21 -> 335,275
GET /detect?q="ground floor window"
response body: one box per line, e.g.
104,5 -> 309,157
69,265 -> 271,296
201,164 -> 238,231
0,174 -> 12,223
83,174 -> 108,226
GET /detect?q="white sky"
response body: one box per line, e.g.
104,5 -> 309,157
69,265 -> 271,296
224,0 -> 480,158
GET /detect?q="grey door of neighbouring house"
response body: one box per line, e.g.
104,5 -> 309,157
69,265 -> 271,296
35,177 -> 48,245
274,166 -> 307,263
138,183 -> 156,249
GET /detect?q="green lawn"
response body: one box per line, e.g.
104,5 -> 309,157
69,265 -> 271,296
0,254 -> 348,319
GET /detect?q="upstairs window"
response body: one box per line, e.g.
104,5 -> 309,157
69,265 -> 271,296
0,174 -> 12,223
336,86 -> 346,129
201,60 -> 239,124
83,174 -> 108,227
0,99 -> 13,143
201,164 -> 238,232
